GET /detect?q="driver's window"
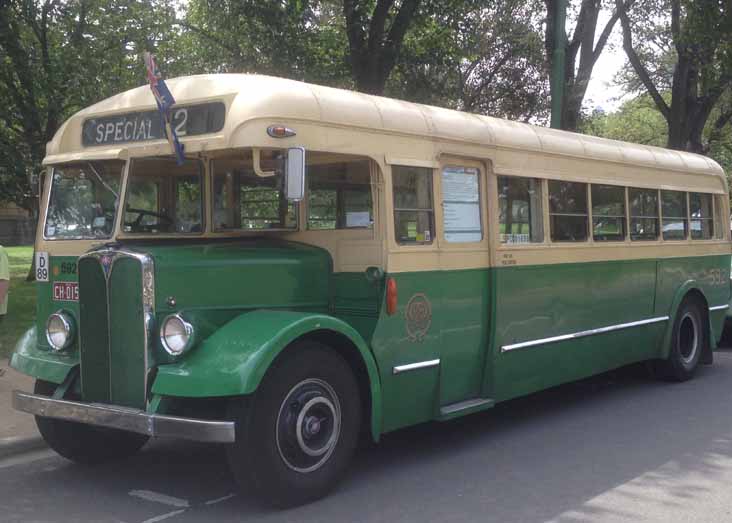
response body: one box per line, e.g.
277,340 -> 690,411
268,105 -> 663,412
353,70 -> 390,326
124,157 -> 204,234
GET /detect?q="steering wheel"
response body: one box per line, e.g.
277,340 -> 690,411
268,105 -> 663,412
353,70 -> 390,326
125,207 -> 173,233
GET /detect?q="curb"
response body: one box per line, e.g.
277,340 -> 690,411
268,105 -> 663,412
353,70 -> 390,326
0,436 -> 47,460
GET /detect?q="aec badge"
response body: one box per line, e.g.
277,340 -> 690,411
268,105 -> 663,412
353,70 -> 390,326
405,293 -> 432,342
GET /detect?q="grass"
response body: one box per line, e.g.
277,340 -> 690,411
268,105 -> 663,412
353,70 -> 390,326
0,246 -> 35,359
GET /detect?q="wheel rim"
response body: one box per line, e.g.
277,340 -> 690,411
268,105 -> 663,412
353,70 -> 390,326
679,312 -> 699,365
275,378 -> 341,473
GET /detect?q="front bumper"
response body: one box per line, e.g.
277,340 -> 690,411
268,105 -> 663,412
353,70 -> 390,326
13,391 -> 235,443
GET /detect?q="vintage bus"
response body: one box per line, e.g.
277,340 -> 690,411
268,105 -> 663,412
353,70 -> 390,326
10,74 -> 731,507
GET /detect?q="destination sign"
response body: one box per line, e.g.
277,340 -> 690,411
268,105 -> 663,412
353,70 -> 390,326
82,101 -> 226,146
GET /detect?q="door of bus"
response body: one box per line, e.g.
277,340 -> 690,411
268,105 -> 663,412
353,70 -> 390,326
434,159 -> 492,413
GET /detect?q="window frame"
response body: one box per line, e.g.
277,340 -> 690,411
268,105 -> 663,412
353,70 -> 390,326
122,157 -> 206,236
688,191 -> 715,241
591,184 -> 627,242
660,189 -> 688,241
440,164 -> 484,244
548,179 -> 590,243
496,174 -> 545,245
210,156 -> 298,233
392,164 -> 436,246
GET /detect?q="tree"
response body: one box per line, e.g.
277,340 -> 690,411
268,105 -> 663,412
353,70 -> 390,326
341,0 -> 423,94
0,0 -> 180,211
545,0 -> 630,130
616,0 -> 732,152
389,0 -> 548,121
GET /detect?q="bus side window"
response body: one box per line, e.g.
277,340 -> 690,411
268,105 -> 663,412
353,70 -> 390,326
661,190 -> 688,240
548,180 -> 588,242
629,188 -> 659,240
497,176 -> 544,244
307,160 -> 372,230
393,166 -> 434,244
689,192 -> 714,240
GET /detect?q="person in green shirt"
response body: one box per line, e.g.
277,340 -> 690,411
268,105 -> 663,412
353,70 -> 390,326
0,246 -> 8,323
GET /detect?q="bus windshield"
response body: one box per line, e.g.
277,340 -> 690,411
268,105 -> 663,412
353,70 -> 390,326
123,157 -> 204,234
44,161 -> 124,240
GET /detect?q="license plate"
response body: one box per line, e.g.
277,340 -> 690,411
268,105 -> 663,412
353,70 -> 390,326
53,282 -> 79,302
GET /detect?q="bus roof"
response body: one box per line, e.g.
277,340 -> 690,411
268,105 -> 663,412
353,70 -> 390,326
44,73 -> 725,184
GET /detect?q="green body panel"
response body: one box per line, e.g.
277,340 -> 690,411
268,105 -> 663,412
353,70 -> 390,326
142,240 -> 331,316
10,327 -> 75,384
370,269 -> 490,433
330,272 -> 381,341
152,309 -> 383,440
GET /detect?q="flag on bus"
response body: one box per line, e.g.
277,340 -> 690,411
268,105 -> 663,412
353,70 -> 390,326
143,52 -> 185,165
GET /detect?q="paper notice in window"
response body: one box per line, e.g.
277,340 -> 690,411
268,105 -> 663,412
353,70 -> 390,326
346,211 -> 371,228
442,167 -> 479,202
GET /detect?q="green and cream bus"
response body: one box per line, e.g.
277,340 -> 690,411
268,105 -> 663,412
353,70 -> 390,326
10,74 -> 731,507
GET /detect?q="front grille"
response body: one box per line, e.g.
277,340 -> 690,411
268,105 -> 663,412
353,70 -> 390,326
78,250 -> 154,409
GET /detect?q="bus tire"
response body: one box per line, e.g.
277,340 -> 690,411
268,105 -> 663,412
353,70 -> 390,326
33,379 -> 149,464
656,298 -> 706,381
226,341 -> 361,508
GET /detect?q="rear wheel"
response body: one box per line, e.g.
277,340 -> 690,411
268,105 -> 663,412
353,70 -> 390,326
226,341 -> 361,508
656,298 -> 706,381
33,379 -> 149,464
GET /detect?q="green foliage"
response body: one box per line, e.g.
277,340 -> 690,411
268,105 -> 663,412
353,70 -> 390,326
0,0 -> 180,210
0,246 -> 34,358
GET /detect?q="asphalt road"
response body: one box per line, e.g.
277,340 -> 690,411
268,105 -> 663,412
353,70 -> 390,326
5,351 -> 732,523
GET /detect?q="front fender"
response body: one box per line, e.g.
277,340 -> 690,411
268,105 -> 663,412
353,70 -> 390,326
153,310 -> 383,440
10,326 -> 77,384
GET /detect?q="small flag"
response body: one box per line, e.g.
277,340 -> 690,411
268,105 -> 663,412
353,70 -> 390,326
144,52 -> 185,165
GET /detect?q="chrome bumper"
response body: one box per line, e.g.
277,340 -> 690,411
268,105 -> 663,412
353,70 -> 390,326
13,390 -> 235,444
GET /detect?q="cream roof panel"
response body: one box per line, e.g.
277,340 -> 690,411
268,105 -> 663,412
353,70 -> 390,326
489,119 -> 542,150
374,96 -> 431,135
45,73 -> 726,190
534,127 -> 587,157
619,143 -> 657,167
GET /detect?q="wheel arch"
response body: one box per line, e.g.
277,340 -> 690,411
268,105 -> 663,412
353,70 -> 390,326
660,281 -> 712,362
153,310 -> 383,441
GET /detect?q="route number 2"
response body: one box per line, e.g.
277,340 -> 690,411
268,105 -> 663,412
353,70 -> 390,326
35,251 -> 50,282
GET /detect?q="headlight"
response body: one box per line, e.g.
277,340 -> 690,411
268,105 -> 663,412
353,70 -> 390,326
46,311 -> 75,351
160,314 -> 194,356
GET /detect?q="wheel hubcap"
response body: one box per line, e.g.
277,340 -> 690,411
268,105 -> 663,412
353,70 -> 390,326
276,378 -> 341,473
679,312 -> 699,365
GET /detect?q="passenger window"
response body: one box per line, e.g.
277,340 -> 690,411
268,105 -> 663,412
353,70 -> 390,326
592,185 -> 626,241
393,166 -> 434,244
307,160 -> 372,230
548,180 -> 588,242
629,188 -> 659,240
661,190 -> 687,240
441,166 -> 482,243
497,176 -> 544,243
689,193 -> 714,240
212,151 -> 297,230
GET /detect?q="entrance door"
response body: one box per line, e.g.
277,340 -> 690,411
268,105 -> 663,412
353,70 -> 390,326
435,160 -> 491,408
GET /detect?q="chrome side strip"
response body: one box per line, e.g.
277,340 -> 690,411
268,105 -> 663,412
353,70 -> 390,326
393,359 -> 440,375
709,304 -> 729,311
501,316 -> 670,353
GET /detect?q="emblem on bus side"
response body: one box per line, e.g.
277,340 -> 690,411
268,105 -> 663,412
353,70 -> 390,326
405,293 -> 432,342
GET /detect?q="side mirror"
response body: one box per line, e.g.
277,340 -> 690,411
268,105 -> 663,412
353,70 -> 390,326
285,147 -> 305,201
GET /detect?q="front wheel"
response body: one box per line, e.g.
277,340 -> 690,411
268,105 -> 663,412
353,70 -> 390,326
226,342 -> 362,508
655,298 -> 706,381
33,380 -> 149,464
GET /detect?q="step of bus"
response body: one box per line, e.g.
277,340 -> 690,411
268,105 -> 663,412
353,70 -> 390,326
438,398 -> 495,420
